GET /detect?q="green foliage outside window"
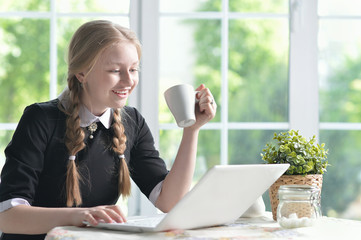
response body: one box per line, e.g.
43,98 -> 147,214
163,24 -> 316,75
0,18 -> 50,149
319,53 -> 361,218
0,18 -> 50,123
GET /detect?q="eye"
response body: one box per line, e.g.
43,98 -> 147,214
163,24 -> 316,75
130,68 -> 139,73
109,69 -> 120,73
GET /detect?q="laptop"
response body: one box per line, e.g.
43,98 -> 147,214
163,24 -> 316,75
88,164 -> 289,232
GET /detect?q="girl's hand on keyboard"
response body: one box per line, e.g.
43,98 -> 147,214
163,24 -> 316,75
74,205 -> 127,227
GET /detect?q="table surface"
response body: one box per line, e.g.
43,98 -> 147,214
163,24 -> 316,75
45,213 -> 361,240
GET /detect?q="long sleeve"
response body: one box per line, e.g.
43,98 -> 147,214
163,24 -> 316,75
123,107 -> 169,198
0,103 -> 51,204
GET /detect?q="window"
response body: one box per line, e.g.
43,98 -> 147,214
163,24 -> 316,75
156,0 -> 361,220
318,0 -> 361,219
0,0 -> 132,213
158,0 -> 289,179
158,0 -> 290,210
0,0 -> 130,167
1,0 -> 361,220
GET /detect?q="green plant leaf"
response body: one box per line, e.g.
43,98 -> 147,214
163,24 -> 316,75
261,129 -> 330,175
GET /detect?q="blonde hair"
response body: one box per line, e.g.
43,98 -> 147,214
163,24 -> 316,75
63,20 -> 141,207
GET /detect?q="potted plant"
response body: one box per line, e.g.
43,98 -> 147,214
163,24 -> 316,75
261,129 -> 329,220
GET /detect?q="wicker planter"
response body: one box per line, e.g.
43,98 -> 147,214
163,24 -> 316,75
269,174 -> 323,221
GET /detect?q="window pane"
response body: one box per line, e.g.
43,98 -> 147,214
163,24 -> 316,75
195,130 -> 221,181
228,130 -> 278,165
228,19 -> 288,122
159,129 -> 220,182
319,20 -> 361,122
0,19 -> 50,122
229,0 -> 288,13
0,0 -> 49,12
319,0 -> 361,15
159,129 -> 182,168
0,130 -> 15,169
57,0 -> 129,13
159,17 -> 221,124
160,0 -> 221,13
56,17 -> 129,93
320,130 -> 361,220
229,129 -> 286,212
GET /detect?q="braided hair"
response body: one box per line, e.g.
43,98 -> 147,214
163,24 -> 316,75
61,20 -> 141,207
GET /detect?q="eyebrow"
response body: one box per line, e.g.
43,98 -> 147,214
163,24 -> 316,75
106,60 -> 139,66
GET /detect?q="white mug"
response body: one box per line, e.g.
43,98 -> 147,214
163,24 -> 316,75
164,84 -> 197,128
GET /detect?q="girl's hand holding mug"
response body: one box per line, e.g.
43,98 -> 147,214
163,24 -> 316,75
164,83 -> 216,129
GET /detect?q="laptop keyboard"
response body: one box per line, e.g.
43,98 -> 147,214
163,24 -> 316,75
120,215 -> 165,228
83,214 -> 165,229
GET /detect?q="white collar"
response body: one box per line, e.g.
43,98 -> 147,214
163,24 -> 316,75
78,105 -> 112,128
58,87 -> 113,129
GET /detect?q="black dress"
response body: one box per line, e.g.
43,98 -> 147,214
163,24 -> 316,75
0,99 -> 169,240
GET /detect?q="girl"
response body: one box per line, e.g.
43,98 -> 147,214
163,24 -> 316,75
0,20 -> 216,240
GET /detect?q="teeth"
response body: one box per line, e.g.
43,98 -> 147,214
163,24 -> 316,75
113,90 -> 128,94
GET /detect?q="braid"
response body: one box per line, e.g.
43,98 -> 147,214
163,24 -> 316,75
62,20 -> 141,205
64,77 -> 86,207
112,108 -> 131,197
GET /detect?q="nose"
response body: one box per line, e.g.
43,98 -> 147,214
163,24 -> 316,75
121,71 -> 134,86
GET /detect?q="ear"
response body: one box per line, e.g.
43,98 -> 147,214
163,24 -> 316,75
75,72 -> 86,83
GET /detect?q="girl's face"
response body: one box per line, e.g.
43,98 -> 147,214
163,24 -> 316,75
78,42 -> 139,116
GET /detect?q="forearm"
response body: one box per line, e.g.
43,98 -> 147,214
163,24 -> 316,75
0,205 -> 79,234
156,84 -> 216,212
156,128 -> 199,212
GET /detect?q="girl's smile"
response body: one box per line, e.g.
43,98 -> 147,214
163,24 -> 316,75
112,88 -> 131,99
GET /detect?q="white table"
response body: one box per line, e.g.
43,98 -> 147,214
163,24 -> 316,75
46,213 -> 361,240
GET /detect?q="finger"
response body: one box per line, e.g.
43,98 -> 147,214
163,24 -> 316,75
197,89 -> 215,111
198,87 -> 213,100
195,84 -> 206,100
85,213 -> 100,226
198,96 -> 213,112
199,101 -> 216,121
195,84 -> 205,91
91,209 -> 114,224
106,206 -> 127,223
101,208 -> 122,223
199,104 -> 216,119
198,95 -> 214,105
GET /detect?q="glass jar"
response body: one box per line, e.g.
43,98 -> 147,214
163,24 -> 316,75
277,184 -> 322,228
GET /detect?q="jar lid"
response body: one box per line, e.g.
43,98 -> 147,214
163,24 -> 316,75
278,184 -> 320,198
